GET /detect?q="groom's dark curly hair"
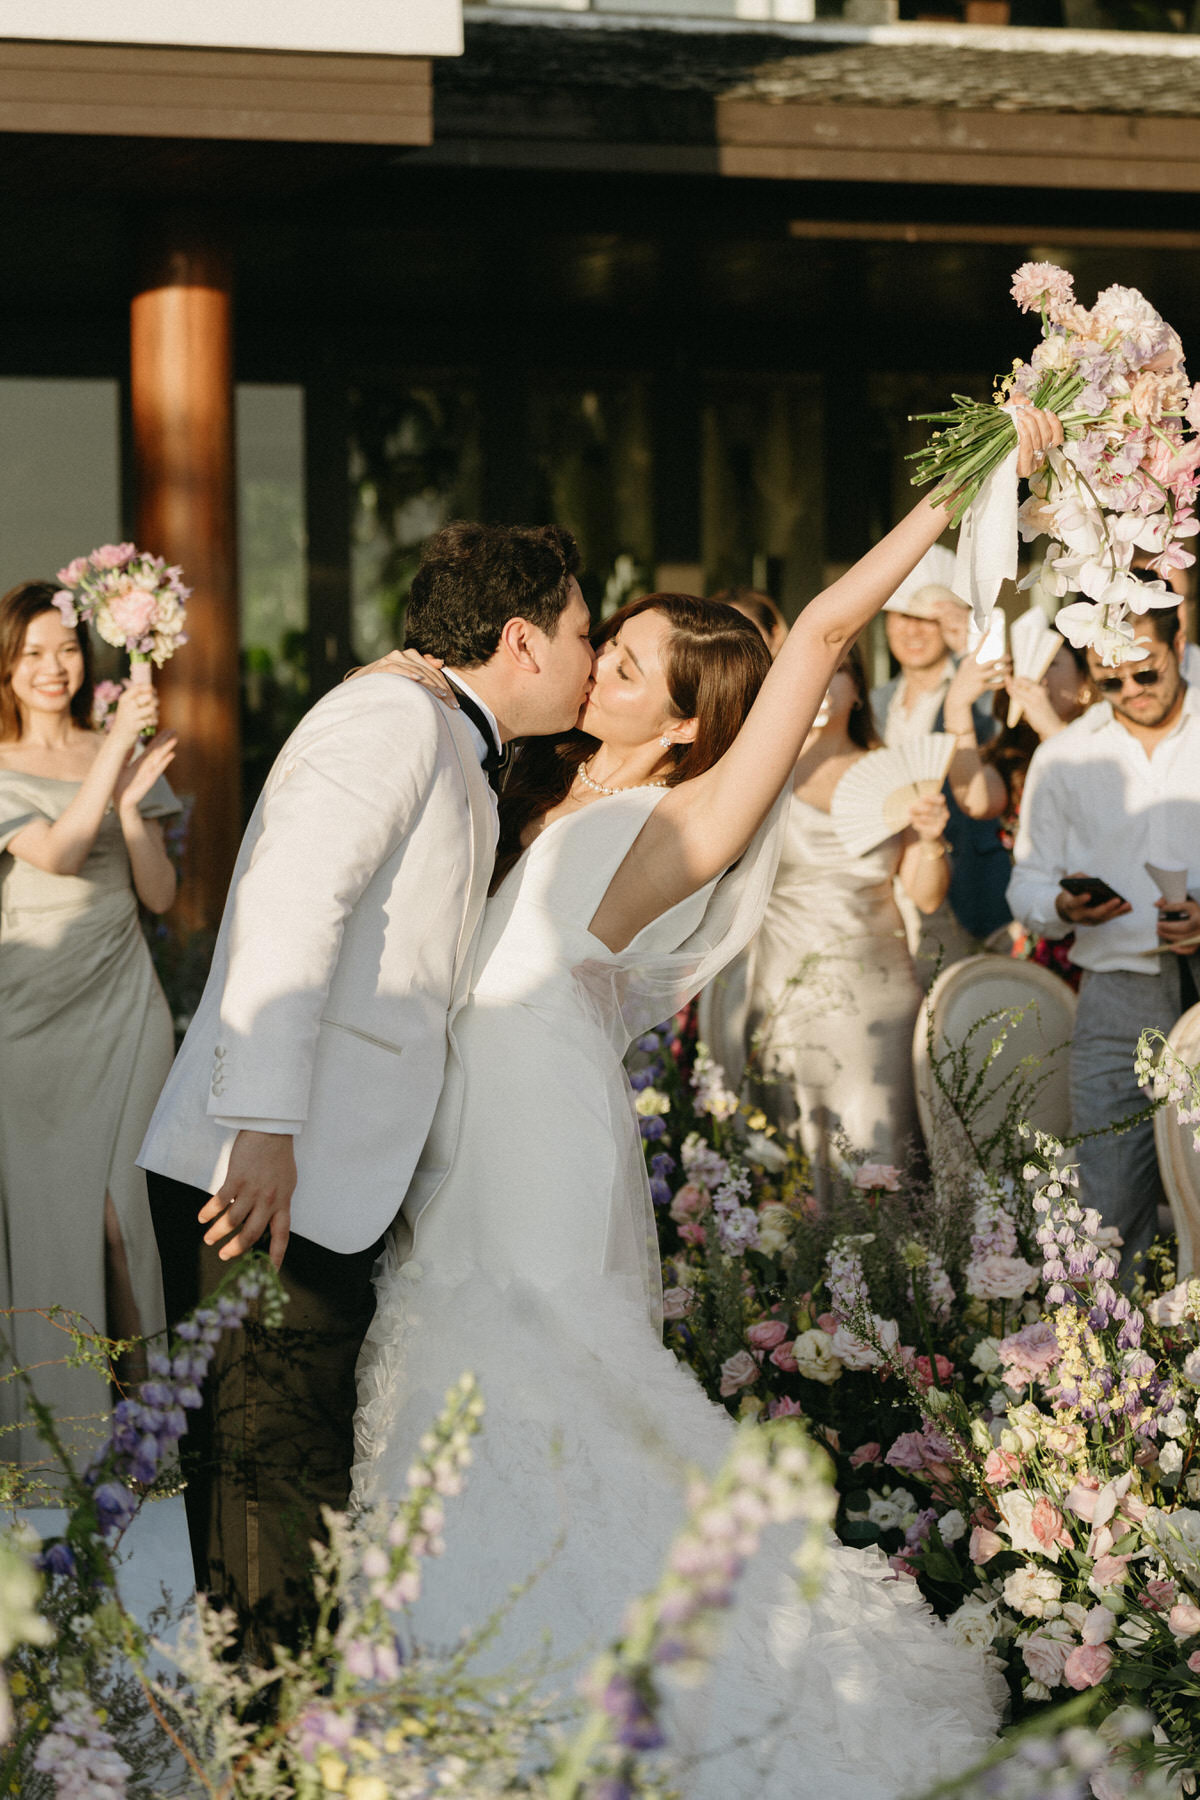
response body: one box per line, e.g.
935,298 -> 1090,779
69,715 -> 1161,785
404,522 -> 582,668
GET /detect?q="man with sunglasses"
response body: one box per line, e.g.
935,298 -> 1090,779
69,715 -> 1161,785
1008,604 -> 1200,1278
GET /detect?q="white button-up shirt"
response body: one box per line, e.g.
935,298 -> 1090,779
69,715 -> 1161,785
1008,684 -> 1200,977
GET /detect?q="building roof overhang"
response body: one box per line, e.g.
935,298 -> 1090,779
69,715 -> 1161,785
425,9 -> 1200,191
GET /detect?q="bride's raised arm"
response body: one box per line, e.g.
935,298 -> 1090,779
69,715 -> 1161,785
589,404 -> 1061,951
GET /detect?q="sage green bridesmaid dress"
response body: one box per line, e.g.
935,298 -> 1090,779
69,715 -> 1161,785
0,770 -> 180,1476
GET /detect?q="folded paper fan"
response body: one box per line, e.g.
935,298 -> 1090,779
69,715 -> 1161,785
1007,605 -> 1062,727
831,733 -> 957,857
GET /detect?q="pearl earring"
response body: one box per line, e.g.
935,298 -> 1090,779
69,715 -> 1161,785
660,736 -> 673,750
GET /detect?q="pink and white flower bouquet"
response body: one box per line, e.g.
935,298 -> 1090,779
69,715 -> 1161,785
53,542 -> 189,673
911,263 -> 1196,665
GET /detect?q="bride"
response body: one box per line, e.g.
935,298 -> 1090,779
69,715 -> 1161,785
351,410 -> 1058,1796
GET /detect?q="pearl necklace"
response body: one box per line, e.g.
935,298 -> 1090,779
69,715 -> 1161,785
575,756 -> 669,797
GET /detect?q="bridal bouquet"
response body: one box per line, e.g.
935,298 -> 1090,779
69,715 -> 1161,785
53,542 -> 189,675
910,263 -> 1199,665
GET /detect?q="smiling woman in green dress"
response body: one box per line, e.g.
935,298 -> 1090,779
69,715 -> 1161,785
0,581 -> 179,1471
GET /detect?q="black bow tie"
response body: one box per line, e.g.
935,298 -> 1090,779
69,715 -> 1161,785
450,684 -> 512,793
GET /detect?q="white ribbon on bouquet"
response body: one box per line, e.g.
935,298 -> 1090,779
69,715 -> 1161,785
953,440 -> 1020,633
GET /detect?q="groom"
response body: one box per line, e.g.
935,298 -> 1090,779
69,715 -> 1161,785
139,522 -> 594,1655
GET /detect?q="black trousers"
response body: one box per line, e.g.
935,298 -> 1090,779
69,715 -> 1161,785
147,1170 -> 382,1659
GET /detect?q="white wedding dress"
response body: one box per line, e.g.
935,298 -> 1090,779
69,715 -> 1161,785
354,789 -> 1001,1798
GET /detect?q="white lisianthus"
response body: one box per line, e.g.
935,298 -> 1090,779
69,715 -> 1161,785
1159,1441 -> 1184,1477
1003,1564 -> 1063,1619
1162,1404 -> 1189,1440
755,1203 -> 793,1256
970,1337 -> 1002,1375
791,1328 -> 843,1386
938,1509 -> 967,1545
634,1089 -> 670,1118
866,1488 -> 918,1533
744,1130 -> 789,1173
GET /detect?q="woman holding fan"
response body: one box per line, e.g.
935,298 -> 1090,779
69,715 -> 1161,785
0,574 -> 180,1470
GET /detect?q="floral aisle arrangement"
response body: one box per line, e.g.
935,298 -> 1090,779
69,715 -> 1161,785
0,1256 -> 841,1800
910,264 -> 1197,665
629,1015 -> 1200,1788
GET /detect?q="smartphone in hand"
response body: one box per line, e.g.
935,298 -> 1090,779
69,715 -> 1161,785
1060,876 -> 1128,908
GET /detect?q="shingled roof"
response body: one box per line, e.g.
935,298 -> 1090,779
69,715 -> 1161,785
450,12 -> 1200,116
435,12 -> 1200,189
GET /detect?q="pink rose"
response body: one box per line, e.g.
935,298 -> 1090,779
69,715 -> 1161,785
912,1353 -> 955,1392
967,1253 -> 1039,1302
718,1350 -> 760,1397
678,1221 -> 706,1248
1030,1497 -> 1069,1554
1062,1642 -> 1113,1690
769,1339 -> 798,1373
107,585 -> 160,640
662,1287 -> 693,1322
55,555 -> 88,585
767,1396 -> 803,1419
853,1163 -> 901,1191
968,1526 -> 1004,1565
669,1184 -> 705,1224
816,1312 -> 838,1335
1168,1600 -> 1200,1638
1188,1650 -> 1200,1674
848,1442 -> 881,1469
984,1448 -> 1022,1486
746,1320 -> 788,1352
1022,1632 -> 1070,1687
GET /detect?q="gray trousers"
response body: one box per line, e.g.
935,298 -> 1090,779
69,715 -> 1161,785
1071,959 -> 1197,1276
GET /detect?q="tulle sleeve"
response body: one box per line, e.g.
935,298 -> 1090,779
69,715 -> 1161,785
574,788 -> 788,1054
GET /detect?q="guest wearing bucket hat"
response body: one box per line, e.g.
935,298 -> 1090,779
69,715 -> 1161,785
871,570 -> 1012,981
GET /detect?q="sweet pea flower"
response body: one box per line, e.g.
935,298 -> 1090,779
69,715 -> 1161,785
767,1396 -> 803,1419
1063,1475 -> 1102,1522
1081,1605 -> 1116,1645
1088,1553 -> 1132,1595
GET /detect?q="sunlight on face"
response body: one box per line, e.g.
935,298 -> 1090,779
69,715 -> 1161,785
10,610 -> 84,724
579,608 -> 678,748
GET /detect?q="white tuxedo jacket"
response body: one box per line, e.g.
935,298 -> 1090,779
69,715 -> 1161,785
139,673 -> 498,1254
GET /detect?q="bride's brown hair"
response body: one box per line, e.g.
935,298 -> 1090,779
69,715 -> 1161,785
494,592 -> 771,889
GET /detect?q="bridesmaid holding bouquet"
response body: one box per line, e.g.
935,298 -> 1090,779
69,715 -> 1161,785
0,572 -> 181,1474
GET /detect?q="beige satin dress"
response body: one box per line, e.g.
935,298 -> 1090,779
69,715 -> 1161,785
701,793 -> 923,1168
0,770 -> 179,1474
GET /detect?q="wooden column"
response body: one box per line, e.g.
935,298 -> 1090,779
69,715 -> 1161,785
131,224 -> 240,936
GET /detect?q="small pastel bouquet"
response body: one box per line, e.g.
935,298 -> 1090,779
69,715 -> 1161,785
911,263 -> 1198,665
53,543 -> 189,690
